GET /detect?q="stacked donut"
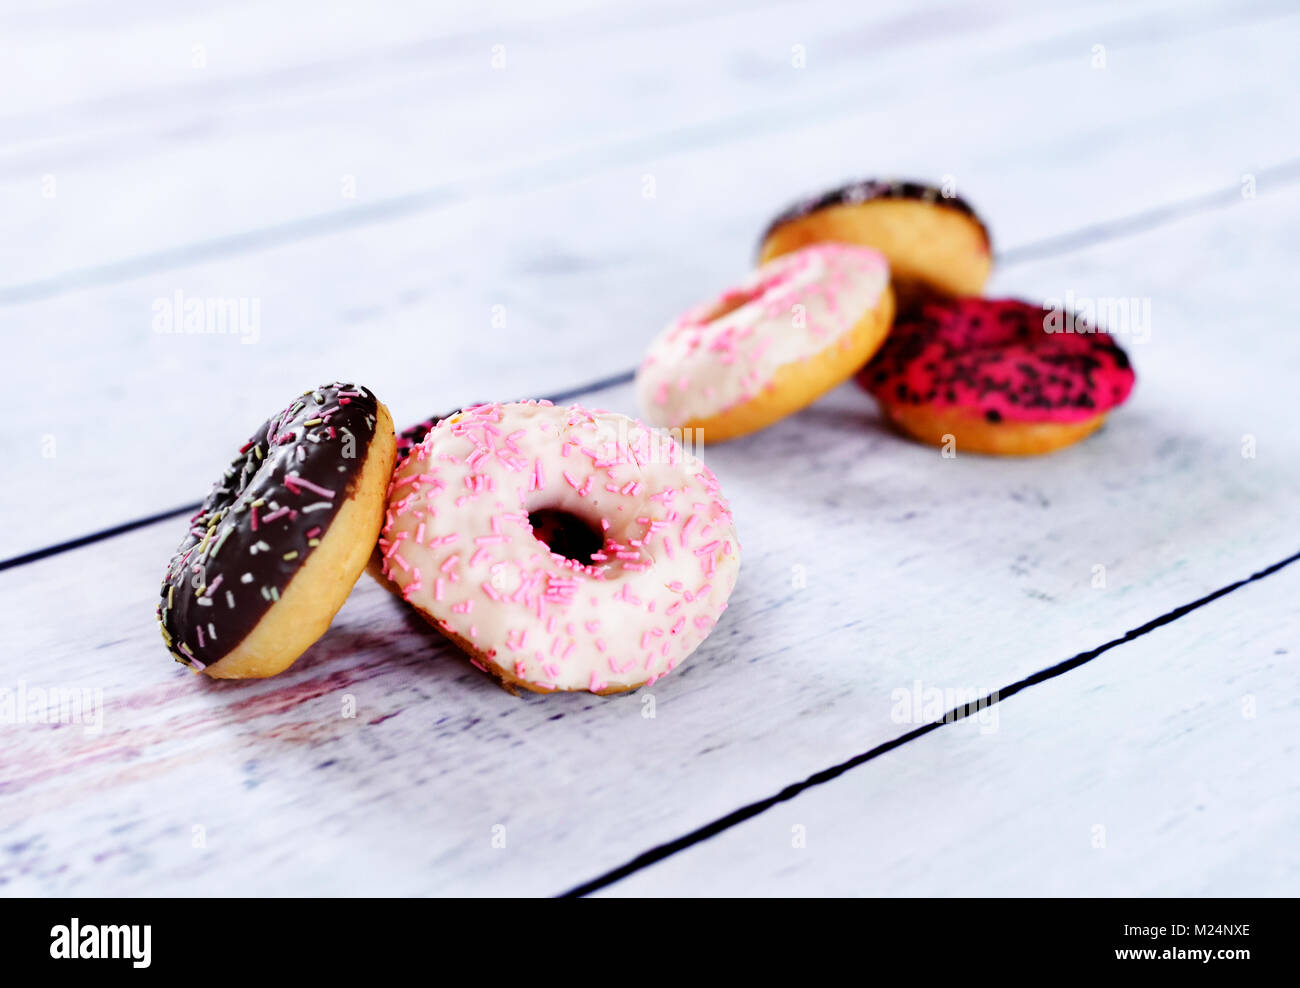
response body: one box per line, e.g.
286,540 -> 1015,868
637,178 -> 1136,456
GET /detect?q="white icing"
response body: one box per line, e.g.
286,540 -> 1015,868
635,244 -> 889,426
379,402 -> 741,692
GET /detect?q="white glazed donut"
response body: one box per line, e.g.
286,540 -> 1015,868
635,243 -> 895,442
377,400 -> 741,694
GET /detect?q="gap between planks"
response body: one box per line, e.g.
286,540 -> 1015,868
5,163 -> 1298,573
4,3 -> 1292,309
559,545 -> 1300,896
9,159 -> 1297,895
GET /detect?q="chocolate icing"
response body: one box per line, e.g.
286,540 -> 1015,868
759,178 -> 991,253
157,383 -> 380,670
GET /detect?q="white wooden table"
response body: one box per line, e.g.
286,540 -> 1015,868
2,0 -> 1298,897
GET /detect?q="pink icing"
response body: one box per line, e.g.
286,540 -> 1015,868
860,297 -> 1136,424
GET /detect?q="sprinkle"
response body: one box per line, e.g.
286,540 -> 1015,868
285,473 -> 336,498
376,399 -> 738,692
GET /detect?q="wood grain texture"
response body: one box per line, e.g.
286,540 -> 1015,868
5,186 -> 1299,894
5,0 -> 1300,555
598,559 -> 1300,896
2,0 -> 1298,897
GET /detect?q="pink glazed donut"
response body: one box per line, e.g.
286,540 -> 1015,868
376,401 -> 741,694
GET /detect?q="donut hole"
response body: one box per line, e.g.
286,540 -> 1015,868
528,508 -> 604,564
699,264 -> 798,323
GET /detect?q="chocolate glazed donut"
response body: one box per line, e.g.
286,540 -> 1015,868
158,383 -> 394,676
758,178 -> 993,310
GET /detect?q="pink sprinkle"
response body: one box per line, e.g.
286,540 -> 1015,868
680,513 -> 698,547
285,473 -> 336,499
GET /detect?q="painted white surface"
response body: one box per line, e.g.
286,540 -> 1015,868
1,0 -> 1297,896
600,560 -> 1300,897
5,0 -> 1300,554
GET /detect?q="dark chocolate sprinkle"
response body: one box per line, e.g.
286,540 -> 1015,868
857,298 -> 1136,425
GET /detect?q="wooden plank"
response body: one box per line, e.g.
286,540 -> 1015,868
596,555 -> 1300,896
5,0 -> 1254,281
6,10 -> 1300,557
3,185 -> 1297,895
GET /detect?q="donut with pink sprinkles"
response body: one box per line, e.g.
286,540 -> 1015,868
376,400 -> 741,693
635,243 -> 895,443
